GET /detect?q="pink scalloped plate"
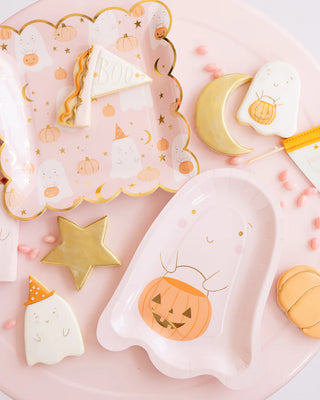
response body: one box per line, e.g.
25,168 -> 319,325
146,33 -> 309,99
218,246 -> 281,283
1,0 -> 320,399
0,0 -> 198,221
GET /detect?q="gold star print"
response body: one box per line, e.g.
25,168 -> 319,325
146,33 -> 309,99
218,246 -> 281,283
59,148 -> 65,154
118,20 -> 122,24
159,93 -> 164,99
92,98 -> 98,102
159,154 -> 166,162
33,108 -> 37,112
65,48 -> 71,54
168,124 -> 173,130
93,72 -> 98,78
35,149 -> 40,155
1,44 -> 8,51
136,54 -> 141,59
21,210 -> 27,216
41,217 -> 121,291
135,20 -> 142,28
141,154 -> 145,158
53,46 -> 57,51
158,115 -> 165,124
104,152 -> 108,156
45,101 -> 50,106
85,135 -> 89,139
27,118 -> 32,123
129,183 -> 135,188
80,17 -> 84,22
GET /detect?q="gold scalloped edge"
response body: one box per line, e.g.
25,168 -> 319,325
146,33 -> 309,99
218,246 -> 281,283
0,0 -> 200,221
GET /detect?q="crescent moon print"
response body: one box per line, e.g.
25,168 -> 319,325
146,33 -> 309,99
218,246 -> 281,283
143,130 -> 152,145
22,84 -> 34,102
195,74 -> 253,156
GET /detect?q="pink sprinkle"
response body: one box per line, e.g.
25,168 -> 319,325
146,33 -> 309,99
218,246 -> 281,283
304,187 -> 318,196
44,234 -> 57,244
204,63 -> 217,72
29,248 -> 40,260
17,244 -> 31,254
3,319 -> 17,329
315,217 -> 320,229
284,181 -> 297,191
311,237 -> 320,250
280,201 -> 285,209
279,170 -> 288,182
297,195 -> 307,207
228,156 -> 242,166
213,68 -> 224,79
196,45 -> 208,55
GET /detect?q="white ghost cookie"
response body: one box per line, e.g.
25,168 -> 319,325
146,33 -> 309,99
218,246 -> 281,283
24,276 -> 85,366
237,61 -> 300,138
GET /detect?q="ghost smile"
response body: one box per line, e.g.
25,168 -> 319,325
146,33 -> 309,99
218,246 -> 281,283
152,309 -> 185,329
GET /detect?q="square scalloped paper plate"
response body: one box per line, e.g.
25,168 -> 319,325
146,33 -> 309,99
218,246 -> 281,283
97,168 -> 283,389
0,0 -> 199,221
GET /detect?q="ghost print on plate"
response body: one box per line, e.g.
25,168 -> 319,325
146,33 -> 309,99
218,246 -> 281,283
24,276 -> 85,366
237,61 -> 300,138
0,1 -> 198,220
97,169 -> 283,389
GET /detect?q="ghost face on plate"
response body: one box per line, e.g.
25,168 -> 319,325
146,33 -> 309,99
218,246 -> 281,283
15,26 -> 53,73
89,11 -> 118,48
37,159 -> 73,205
171,134 -> 196,181
110,137 -> 142,179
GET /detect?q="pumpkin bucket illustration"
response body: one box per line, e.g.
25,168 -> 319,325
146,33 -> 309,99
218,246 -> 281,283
277,265 -> 320,338
248,93 -> 279,126
138,253 -> 227,341
23,53 -> 39,66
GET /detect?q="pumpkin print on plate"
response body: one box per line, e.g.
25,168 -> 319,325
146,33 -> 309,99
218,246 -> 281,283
277,265 -> 320,338
38,125 -> 61,143
131,4 -> 145,17
77,157 -> 100,175
54,67 -> 67,80
138,255 -> 227,341
116,33 -> 138,52
54,24 -> 77,42
23,53 -> 39,66
0,27 -> 12,40
248,94 -> 277,126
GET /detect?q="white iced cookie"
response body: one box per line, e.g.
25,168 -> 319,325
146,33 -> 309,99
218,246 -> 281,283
57,44 -> 152,128
237,61 -> 300,138
24,276 -> 85,366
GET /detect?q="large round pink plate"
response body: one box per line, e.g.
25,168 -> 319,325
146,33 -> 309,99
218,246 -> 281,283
1,0 -> 320,399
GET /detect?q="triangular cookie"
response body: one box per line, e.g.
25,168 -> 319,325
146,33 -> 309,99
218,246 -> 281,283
57,45 -> 152,128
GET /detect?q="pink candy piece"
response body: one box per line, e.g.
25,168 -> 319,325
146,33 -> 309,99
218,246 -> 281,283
279,170 -> 288,182
196,45 -> 208,55
3,319 -> 17,330
204,63 -> 217,72
17,244 -> 31,254
228,156 -> 242,166
284,181 -> 297,191
213,68 -> 224,79
315,217 -> 320,229
29,248 -> 40,260
311,237 -> 320,250
304,187 -> 318,196
44,234 -> 57,244
297,195 -> 307,207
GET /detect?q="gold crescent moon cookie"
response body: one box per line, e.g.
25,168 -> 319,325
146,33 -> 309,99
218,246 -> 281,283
195,73 -> 253,156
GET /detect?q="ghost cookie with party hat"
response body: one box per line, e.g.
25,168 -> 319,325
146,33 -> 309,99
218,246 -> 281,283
24,276 -> 84,366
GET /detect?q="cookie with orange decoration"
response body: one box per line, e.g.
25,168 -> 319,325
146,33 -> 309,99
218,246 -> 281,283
24,276 -> 84,366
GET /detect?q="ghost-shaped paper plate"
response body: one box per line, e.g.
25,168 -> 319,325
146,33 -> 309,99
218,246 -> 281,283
97,168 -> 283,389
0,0 -> 198,220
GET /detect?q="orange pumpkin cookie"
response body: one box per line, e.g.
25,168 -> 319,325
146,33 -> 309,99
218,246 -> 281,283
277,265 -> 320,338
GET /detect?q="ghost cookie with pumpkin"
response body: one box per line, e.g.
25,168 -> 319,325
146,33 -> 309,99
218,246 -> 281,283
237,61 -> 301,138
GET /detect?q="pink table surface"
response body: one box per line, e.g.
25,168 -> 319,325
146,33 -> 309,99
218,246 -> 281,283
1,0 -> 320,399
